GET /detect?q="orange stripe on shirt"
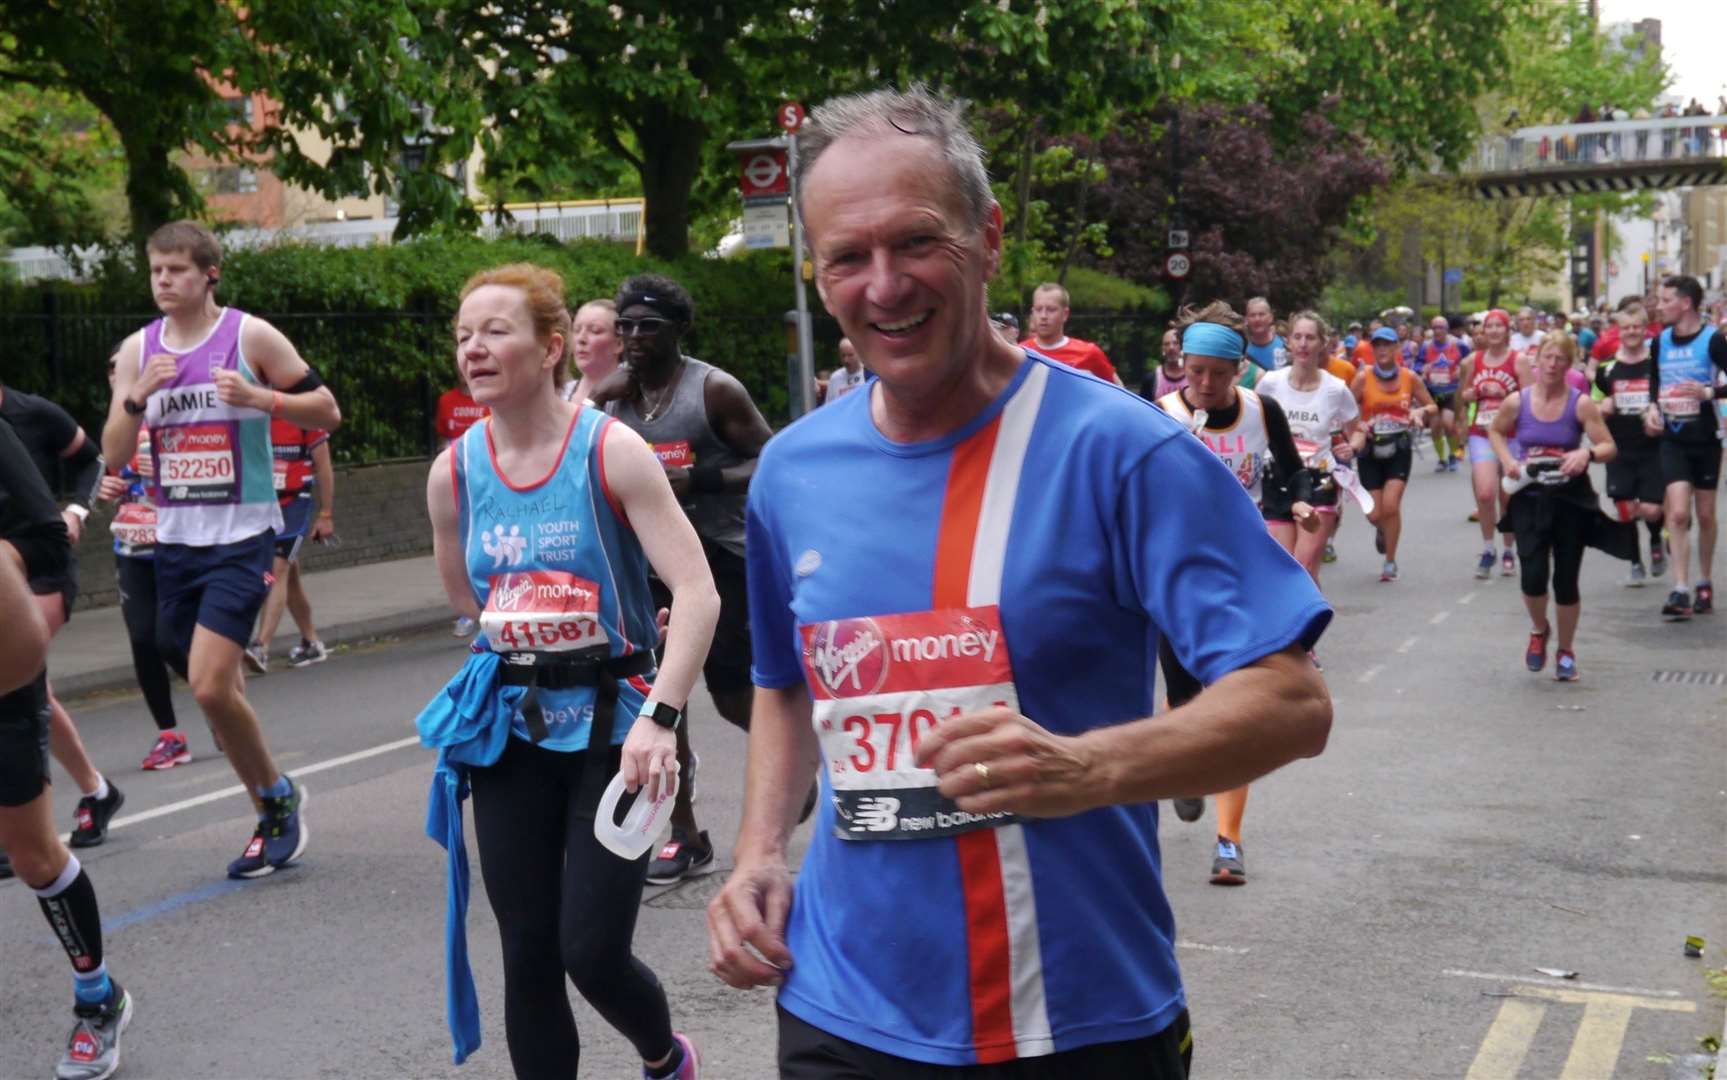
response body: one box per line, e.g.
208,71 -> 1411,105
933,414 -> 1017,1061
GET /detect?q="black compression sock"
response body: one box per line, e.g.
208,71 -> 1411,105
32,857 -> 105,979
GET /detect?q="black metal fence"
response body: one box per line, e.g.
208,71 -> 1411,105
2,296 -> 1169,464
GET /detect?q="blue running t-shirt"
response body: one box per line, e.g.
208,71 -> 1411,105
747,352 -> 1331,1066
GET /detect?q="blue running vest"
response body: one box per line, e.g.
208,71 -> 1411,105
451,406 -> 656,750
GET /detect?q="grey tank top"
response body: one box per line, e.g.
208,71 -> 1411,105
606,356 -> 747,558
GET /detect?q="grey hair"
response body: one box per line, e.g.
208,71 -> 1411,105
794,83 -> 993,230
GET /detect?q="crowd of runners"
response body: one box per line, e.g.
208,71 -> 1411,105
1,84 -> 1723,1080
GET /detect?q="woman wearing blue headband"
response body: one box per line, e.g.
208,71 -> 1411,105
1153,300 -> 1320,888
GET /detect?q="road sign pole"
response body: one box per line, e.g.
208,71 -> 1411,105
788,134 -> 816,418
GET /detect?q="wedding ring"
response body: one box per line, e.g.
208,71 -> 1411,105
973,762 -> 992,788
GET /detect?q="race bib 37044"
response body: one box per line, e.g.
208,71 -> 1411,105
800,606 -> 1018,841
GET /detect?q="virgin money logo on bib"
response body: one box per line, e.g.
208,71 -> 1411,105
801,609 -> 1010,701
805,617 -> 889,698
488,570 -> 598,615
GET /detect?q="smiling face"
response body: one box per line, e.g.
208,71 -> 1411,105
802,132 -> 1001,398
570,302 -> 620,381
1616,307 -> 1648,354
453,284 -> 563,406
1481,318 -> 1509,349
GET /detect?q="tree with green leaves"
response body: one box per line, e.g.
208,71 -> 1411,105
0,0 -> 474,249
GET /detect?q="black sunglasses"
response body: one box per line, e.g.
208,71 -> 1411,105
616,316 -> 672,336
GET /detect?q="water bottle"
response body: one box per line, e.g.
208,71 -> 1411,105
593,770 -> 675,861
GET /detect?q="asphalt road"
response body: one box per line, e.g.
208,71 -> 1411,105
2,460 -> 1722,1079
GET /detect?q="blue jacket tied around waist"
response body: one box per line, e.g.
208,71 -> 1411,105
416,648 -> 525,1064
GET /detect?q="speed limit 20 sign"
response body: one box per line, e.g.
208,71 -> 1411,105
1164,252 -> 1192,280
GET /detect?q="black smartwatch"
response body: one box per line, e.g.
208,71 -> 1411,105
123,396 -> 147,416
640,701 -> 683,731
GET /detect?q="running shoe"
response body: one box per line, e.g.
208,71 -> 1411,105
1501,550 -> 1517,577
227,779 -> 308,879
646,829 -> 714,886
1662,589 -> 1693,621
1650,547 -> 1667,578
287,639 -> 328,668
452,616 -> 476,637
1433,458 -> 1449,474
1172,797 -> 1205,822
1380,560 -> 1398,582
243,641 -> 268,674
1525,628 -> 1549,672
1475,549 -> 1495,579
0,849 -> 12,881
69,784 -> 125,849
1623,561 -> 1647,588
1374,527 -> 1386,554
1209,837 -> 1246,886
646,1032 -> 701,1080
1695,581 -> 1714,615
56,983 -> 131,1080
1554,650 -> 1579,682
1467,509 -> 1479,523
140,730 -> 191,771
1448,458 -> 1461,472
1321,541 -> 1337,564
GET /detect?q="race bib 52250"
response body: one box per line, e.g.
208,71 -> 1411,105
153,422 -> 237,505
800,606 -> 1018,841
482,570 -> 609,652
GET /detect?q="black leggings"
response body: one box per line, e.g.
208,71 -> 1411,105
468,735 -> 675,1080
116,555 -> 178,731
1516,503 -> 1588,606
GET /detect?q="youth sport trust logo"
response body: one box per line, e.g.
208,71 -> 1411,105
806,618 -> 889,698
481,524 -> 528,568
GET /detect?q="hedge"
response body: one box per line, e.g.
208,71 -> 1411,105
0,236 -> 1164,460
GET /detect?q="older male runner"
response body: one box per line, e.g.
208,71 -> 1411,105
707,85 -> 1333,1080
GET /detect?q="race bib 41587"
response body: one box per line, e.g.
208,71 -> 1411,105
800,606 -> 1019,841
482,570 -> 609,652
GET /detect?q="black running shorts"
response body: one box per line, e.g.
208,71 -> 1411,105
1660,438 -> 1722,492
0,672 -> 51,807
1605,446 -> 1666,505
1358,445 -> 1414,490
777,1005 -> 1192,1080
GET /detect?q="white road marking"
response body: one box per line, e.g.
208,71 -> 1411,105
1441,968 -> 1682,999
1458,592 -> 1477,605
1396,637 -> 1419,654
61,735 -> 423,841
1357,664 -> 1385,684
1177,940 -> 1250,955
1429,610 -> 1450,625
